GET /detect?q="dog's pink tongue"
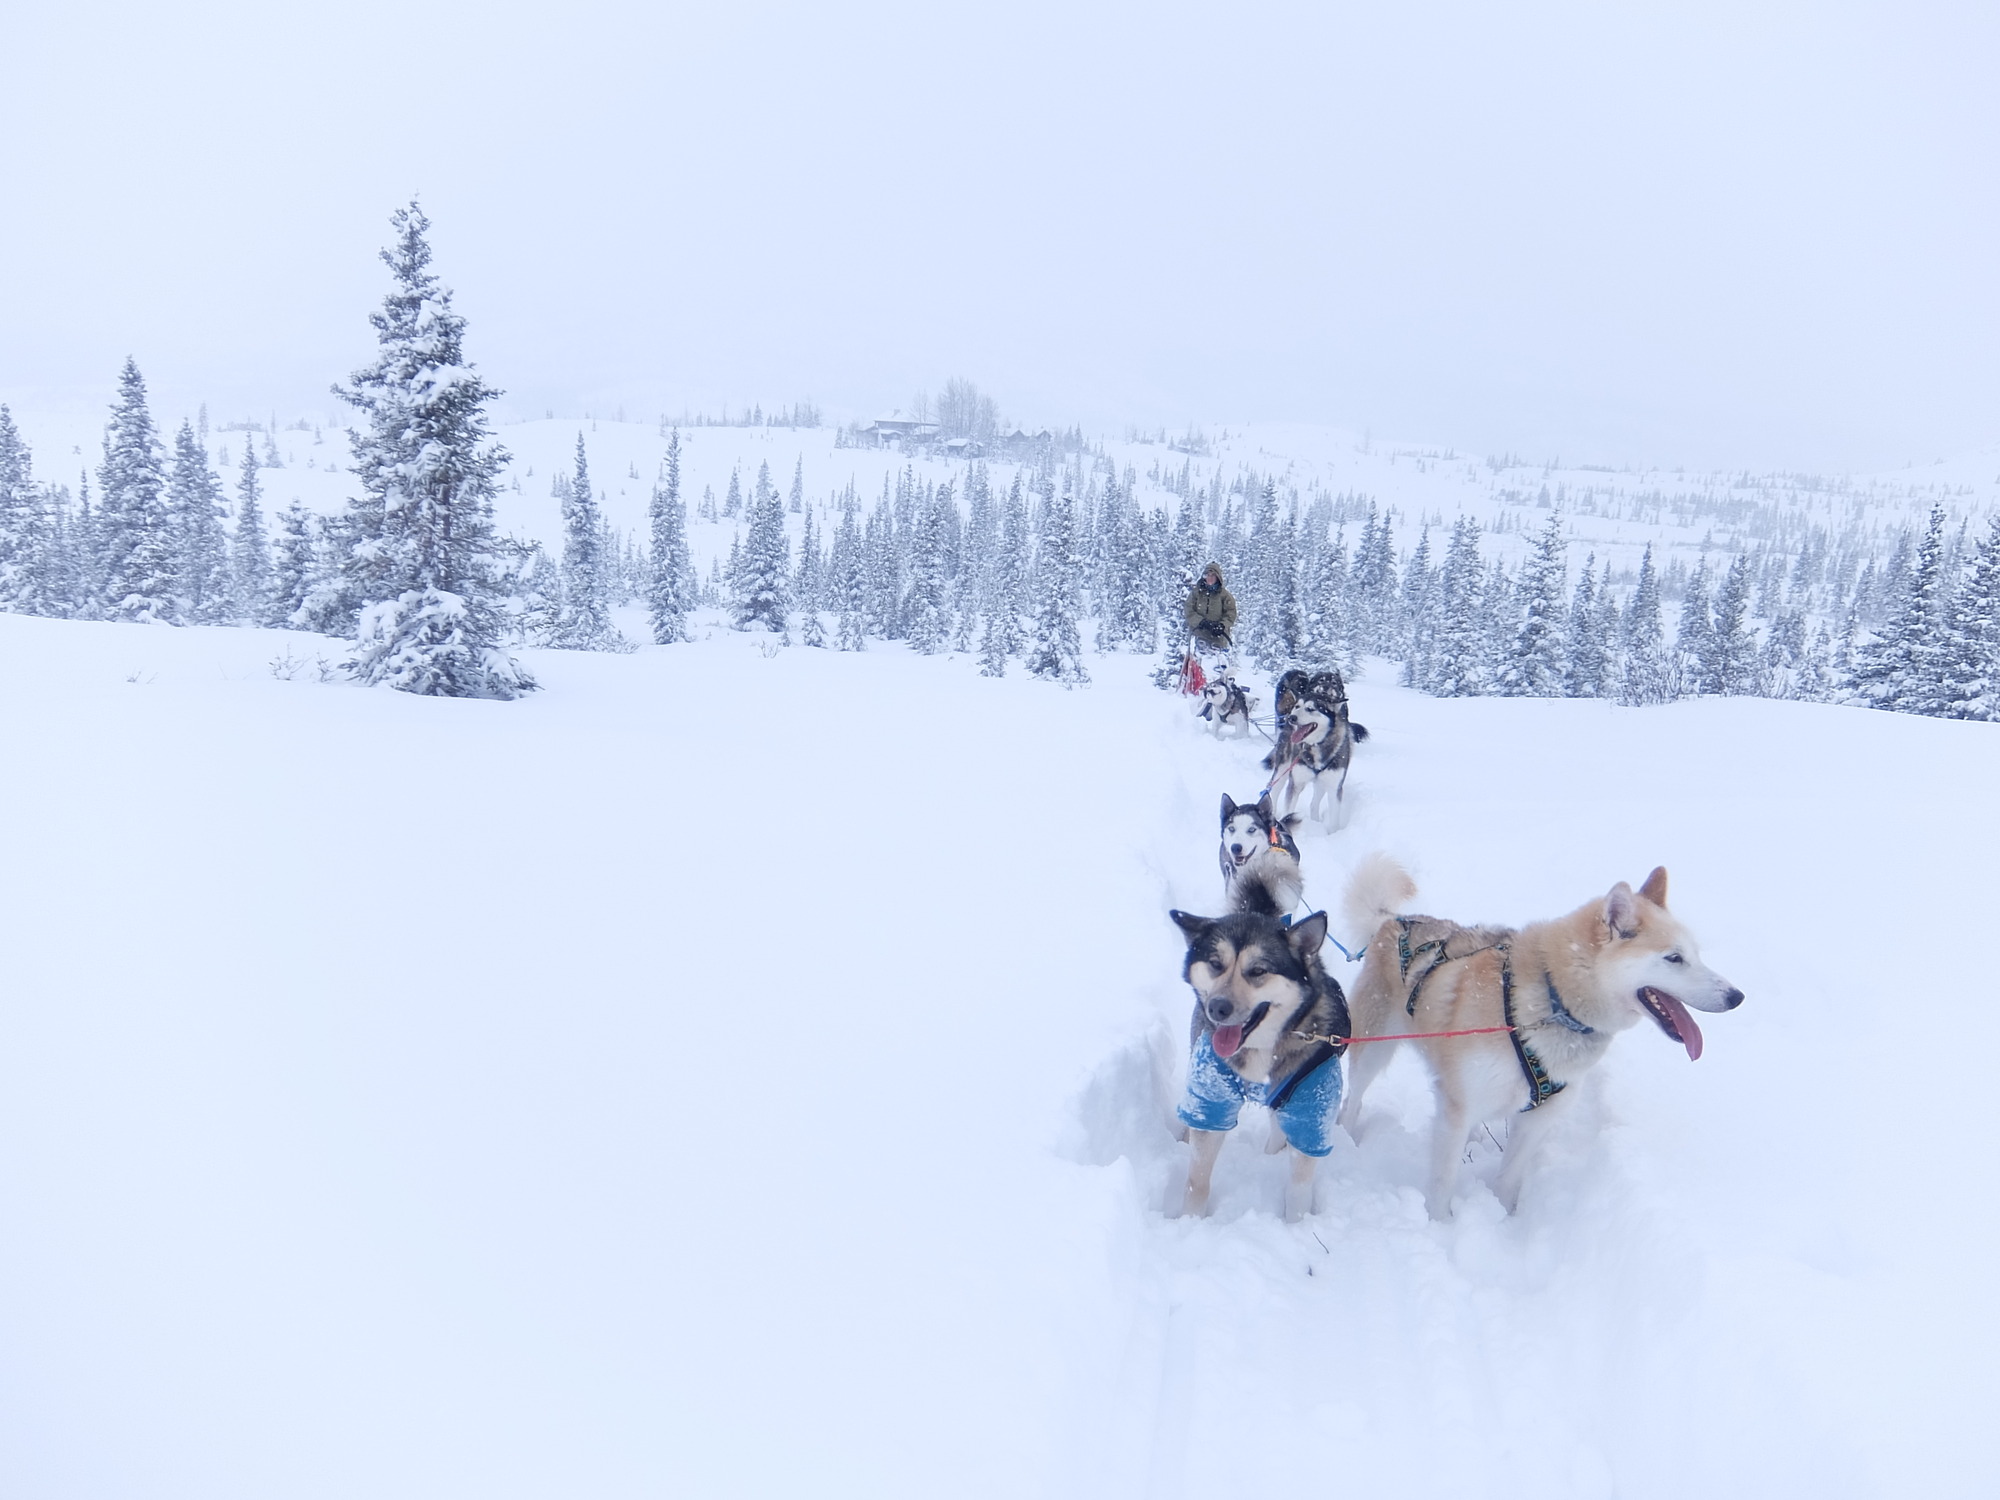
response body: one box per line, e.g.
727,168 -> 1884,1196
1212,1024 -> 1245,1058
1652,989 -> 1704,1061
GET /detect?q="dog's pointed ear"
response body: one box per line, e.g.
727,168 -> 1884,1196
1170,910 -> 1215,939
1604,882 -> 1640,940
1285,911 -> 1328,960
1255,790 -> 1274,818
1220,794 -> 1239,827
1639,866 -> 1668,908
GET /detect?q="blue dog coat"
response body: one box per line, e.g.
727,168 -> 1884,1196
1178,1032 -> 1345,1157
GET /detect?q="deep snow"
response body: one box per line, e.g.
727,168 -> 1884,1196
2,611 -> 1997,1498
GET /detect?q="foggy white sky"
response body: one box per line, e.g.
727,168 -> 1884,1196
3,0 -> 1994,471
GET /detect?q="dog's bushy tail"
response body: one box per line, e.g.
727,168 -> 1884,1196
1342,853 -> 1416,948
1351,722 -> 1370,743
1229,851 -> 1303,918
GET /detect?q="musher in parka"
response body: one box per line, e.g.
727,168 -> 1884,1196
1185,562 -> 1237,669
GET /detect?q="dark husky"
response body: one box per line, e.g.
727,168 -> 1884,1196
1219,792 -> 1304,916
1166,905 -> 1350,1220
1263,668 -> 1369,827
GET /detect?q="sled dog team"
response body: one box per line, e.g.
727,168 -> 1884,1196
1169,675 -> 1745,1223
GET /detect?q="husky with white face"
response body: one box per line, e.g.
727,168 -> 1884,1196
1338,855 -> 1744,1219
1197,674 -> 1257,738
1218,792 -> 1304,918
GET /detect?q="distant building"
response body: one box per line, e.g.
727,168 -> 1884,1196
866,412 -> 941,447
998,427 -> 1052,460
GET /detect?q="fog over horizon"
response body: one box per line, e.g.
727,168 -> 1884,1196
4,0 -> 1995,474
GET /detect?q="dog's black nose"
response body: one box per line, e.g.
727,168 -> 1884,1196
1722,988 -> 1744,1009
1209,999 -> 1234,1021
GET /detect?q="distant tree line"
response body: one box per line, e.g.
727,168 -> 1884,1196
3,203 -> 1995,717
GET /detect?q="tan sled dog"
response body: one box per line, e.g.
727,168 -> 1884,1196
1338,855 -> 1743,1219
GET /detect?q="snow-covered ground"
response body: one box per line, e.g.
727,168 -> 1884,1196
2,610 -> 1996,1498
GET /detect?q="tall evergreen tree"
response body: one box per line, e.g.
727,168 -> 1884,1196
271,502 -> 317,629
1564,553 -> 1606,697
1025,475 -> 1088,684
1499,510 -> 1567,696
829,502 -> 868,651
1675,560 -> 1715,695
96,358 -> 177,623
230,439 -> 272,624
731,476 -> 790,633
646,429 -> 694,644
903,480 -> 952,653
0,404 -> 43,612
1939,515 -> 2000,720
1851,503 -> 1950,714
169,420 -> 230,624
1428,517 -> 1486,697
1620,545 -> 1674,705
550,433 -> 625,649
333,202 -> 533,698
1706,553 -> 1757,695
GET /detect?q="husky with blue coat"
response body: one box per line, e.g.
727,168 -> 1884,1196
1169,859 -> 1349,1221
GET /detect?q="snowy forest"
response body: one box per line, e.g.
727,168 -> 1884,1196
1,203 -> 1993,720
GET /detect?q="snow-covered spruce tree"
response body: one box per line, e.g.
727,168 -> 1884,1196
1025,474 -> 1088,685
1427,516 -> 1485,697
28,481 -> 77,619
645,430 -> 694,644
904,479 -> 951,654
829,503 -> 867,651
1706,553 -> 1758,695
731,477 -> 790,633
1350,503 -> 1401,657
1473,560 -> 1516,686
0,404 -> 45,612
97,358 -> 178,623
1564,553 -> 1606,697
979,477 -> 1029,674
1851,503 -> 1949,715
333,202 -> 533,698
1498,510 -> 1567,696
1116,502 -> 1160,654
230,440 -> 272,624
169,420 -> 230,624
1396,528 -> 1436,687
270,501 -> 317,628
788,455 -> 804,514
1619,545 -> 1674,705
1590,559 -> 1620,678
1674,560 -> 1714,695
1938,515 -> 2000,720
550,434 -> 627,650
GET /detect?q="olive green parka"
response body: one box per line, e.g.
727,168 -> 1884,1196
1184,563 -> 1237,644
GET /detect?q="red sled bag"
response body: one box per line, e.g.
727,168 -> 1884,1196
1181,654 -> 1206,695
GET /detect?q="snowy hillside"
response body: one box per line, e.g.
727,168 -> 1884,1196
9,403 -> 1996,589
2,610 -> 1995,1498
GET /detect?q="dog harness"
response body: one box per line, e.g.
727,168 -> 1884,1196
1498,948 -> 1595,1111
1393,922 -> 1593,1111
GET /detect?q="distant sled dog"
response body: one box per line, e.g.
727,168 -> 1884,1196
1196,670 -> 1257,739
1263,668 -> 1368,826
1169,878 -> 1349,1222
1219,792 -> 1304,918
1338,855 -> 1744,1219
